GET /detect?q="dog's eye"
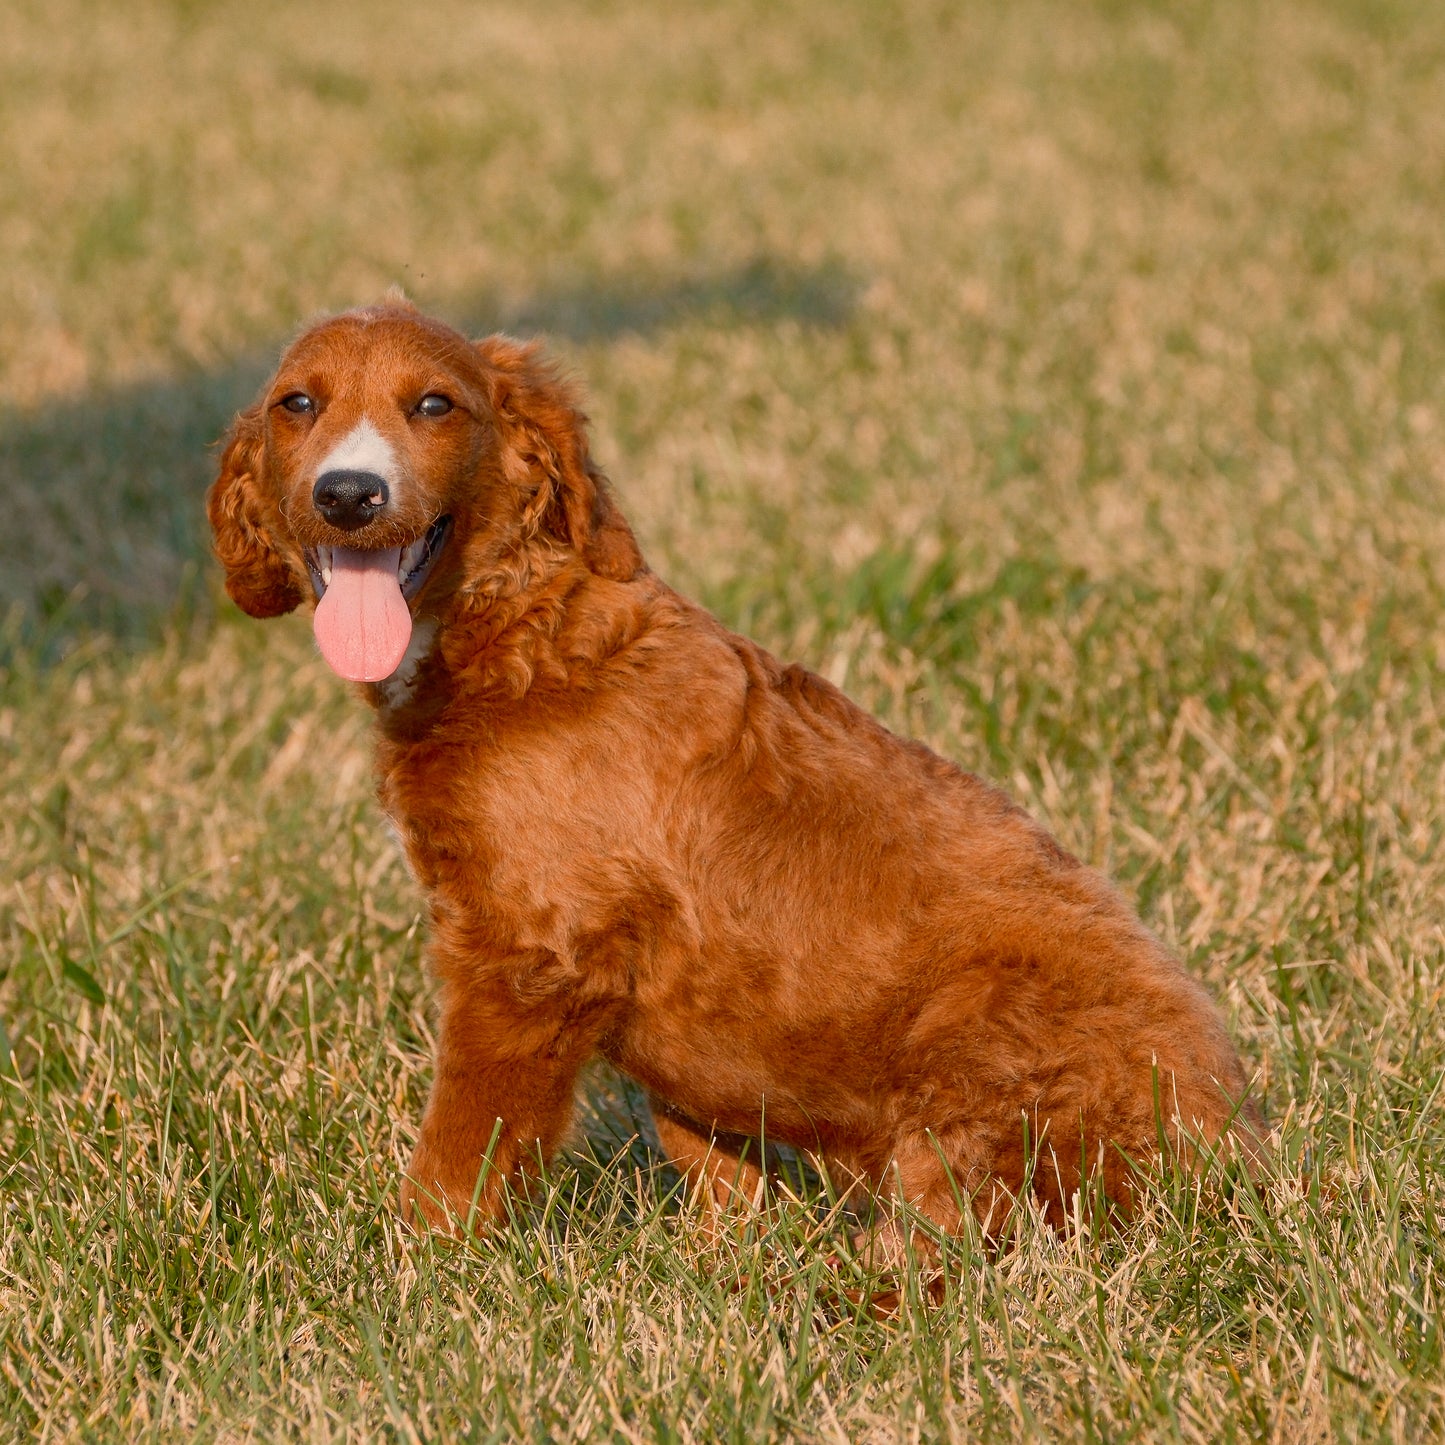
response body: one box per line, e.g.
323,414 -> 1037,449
415,394 -> 453,417
280,393 -> 315,415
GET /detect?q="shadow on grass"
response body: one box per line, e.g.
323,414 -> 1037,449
472,256 -> 858,342
573,1060 -> 830,1230
0,257 -> 859,654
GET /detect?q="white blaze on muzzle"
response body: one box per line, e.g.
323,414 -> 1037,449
315,417 -> 399,490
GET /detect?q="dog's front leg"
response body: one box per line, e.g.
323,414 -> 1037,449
401,970 -> 606,1234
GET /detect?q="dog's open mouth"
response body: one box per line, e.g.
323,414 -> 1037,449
305,515 -> 452,603
305,516 -> 451,683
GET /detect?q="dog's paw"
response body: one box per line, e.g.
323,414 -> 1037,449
398,1155 -> 477,1238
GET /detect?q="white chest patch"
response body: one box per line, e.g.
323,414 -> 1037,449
317,417 -> 399,491
378,617 -> 438,709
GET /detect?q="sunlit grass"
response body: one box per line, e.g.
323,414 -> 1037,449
3,0 -> 1445,1439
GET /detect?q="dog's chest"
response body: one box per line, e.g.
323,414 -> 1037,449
377,719 -> 680,945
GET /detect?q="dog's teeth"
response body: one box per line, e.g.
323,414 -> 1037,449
322,565 -> 332,586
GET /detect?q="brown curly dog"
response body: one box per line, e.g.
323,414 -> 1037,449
208,300 -> 1263,1241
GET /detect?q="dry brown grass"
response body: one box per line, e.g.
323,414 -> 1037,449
2,0 -> 1444,1439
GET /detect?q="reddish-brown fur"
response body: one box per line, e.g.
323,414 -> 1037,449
208,302 -> 1264,1239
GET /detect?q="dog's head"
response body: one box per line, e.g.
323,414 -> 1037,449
207,301 -> 642,681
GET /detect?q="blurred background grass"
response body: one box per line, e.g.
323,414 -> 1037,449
7,0 -> 1443,639
3,0 -> 1445,1439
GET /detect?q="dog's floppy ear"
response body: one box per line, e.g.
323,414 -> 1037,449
476,336 -> 643,582
206,404 -> 305,618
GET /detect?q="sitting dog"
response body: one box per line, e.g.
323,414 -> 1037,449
208,300 -> 1263,1238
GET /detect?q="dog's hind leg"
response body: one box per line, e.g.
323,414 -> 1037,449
648,1096 -> 768,1229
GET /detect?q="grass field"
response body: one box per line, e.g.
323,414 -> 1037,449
3,0 -> 1445,1438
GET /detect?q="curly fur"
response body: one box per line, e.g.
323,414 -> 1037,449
209,303 -> 1264,1241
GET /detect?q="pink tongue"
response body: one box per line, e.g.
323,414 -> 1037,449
312,547 -> 412,682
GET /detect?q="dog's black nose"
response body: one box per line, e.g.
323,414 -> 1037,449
313,470 -> 389,531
